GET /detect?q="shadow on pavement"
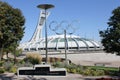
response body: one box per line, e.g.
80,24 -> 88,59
37,78 -> 47,80
0,74 -> 13,80
0,75 -> 48,80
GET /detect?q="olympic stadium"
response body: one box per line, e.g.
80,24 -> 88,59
20,34 -> 102,51
18,5 -> 120,67
19,10 -> 102,52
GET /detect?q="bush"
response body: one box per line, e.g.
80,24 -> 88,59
82,68 -> 105,76
66,64 -> 82,74
19,59 -> 25,64
51,57 -> 56,63
24,62 -> 33,67
76,67 -> 82,74
82,68 -> 93,76
56,57 -> 62,62
10,66 -> 17,73
3,61 -> 14,71
70,68 -> 77,73
0,61 -> 4,67
98,70 -> 105,76
53,62 -> 61,67
0,68 -> 5,73
24,53 -> 42,65
48,57 -> 63,63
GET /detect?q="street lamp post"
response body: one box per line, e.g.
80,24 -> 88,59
37,4 -> 54,64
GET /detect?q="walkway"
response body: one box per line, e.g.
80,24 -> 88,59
0,73 -> 84,80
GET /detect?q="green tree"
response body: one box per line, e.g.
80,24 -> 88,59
99,7 -> 120,55
0,1 -> 25,60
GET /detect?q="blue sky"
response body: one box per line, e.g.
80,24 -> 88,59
2,0 -> 120,42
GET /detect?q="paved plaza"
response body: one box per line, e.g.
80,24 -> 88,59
21,51 -> 120,67
46,52 -> 120,67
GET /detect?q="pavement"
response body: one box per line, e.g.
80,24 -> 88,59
0,73 -> 84,80
46,52 -> 120,67
1,73 -> 120,80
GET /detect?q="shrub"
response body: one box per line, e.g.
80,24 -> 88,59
53,62 -> 61,67
82,68 -> 105,76
70,68 -> 77,73
24,53 -> 42,65
19,59 -> 25,64
48,57 -> 62,63
3,61 -> 14,71
0,68 -> 5,73
76,67 -> 82,74
56,57 -> 62,62
97,70 -> 105,76
24,62 -> 33,67
10,66 -> 17,73
0,61 -> 4,67
65,64 -> 82,74
82,68 -> 93,76
51,57 -> 55,63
